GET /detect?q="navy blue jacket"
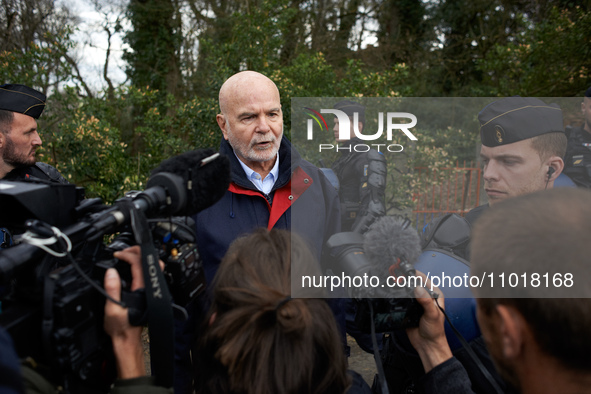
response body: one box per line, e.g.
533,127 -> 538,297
194,137 -> 341,284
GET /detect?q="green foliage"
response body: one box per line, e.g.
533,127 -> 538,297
182,97 -> 223,149
477,6 -> 591,96
123,0 -> 182,97
0,27 -> 74,91
39,86 -> 219,203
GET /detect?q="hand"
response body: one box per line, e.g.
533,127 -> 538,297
406,271 -> 452,373
104,246 -> 147,379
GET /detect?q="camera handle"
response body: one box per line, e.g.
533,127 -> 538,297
124,201 -> 175,389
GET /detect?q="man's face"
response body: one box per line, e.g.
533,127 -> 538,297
582,97 -> 591,133
480,139 -> 546,205
219,84 -> 283,166
0,113 -> 41,169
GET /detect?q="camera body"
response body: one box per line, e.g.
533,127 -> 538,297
326,229 -> 423,332
0,179 -> 205,391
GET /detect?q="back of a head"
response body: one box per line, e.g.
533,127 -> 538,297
196,228 -> 349,394
471,188 -> 591,371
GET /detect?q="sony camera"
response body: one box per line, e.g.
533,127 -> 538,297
0,153 -> 222,392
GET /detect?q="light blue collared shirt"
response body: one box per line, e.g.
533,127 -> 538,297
235,153 -> 279,195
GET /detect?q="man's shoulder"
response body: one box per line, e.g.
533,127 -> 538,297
298,159 -> 334,184
464,204 -> 489,226
33,163 -> 69,184
290,159 -> 340,204
567,126 -> 591,143
297,158 -> 321,173
3,163 -> 65,183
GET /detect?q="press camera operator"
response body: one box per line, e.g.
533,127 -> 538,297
408,188 -> 591,394
0,245 -> 172,394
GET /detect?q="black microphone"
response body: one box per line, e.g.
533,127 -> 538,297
89,150 -> 231,237
149,149 -> 231,215
363,216 -> 422,276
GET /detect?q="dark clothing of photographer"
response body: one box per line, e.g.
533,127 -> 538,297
381,331 -> 506,394
420,357 -> 475,393
0,326 -> 172,394
563,126 -> 591,188
18,366 -> 173,394
0,326 -> 24,394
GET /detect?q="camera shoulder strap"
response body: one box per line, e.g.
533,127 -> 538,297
127,202 -> 175,388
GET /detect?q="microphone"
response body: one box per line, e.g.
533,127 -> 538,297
364,216 -> 422,277
327,216 -> 428,331
89,150 -> 231,237
149,149 -> 231,215
326,216 -> 422,300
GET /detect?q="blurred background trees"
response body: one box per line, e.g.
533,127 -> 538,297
1,0 -> 589,206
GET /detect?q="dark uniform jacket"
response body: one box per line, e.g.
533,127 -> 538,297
3,162 -> 68,184
563,126 -> 591,188
331,137 -> 380,231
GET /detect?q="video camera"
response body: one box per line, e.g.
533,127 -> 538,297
326,216 -> 427,332
0,149 -> 230,393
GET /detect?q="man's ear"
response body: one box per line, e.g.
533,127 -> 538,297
216,114 -> 229,140
496,304 -> 526,359
546,156 -> 564,181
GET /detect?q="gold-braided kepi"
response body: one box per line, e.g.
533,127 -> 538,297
478,97 -> 564,147
0,84 -> 46,119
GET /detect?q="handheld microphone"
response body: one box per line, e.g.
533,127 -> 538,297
354,216 -> 428,331
363,216 -> 422,277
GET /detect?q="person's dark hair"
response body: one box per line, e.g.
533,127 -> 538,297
471,188 -> 591,372
0,109 -> 14,134
194,228 -> 350,394
530,132 -> 567,161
